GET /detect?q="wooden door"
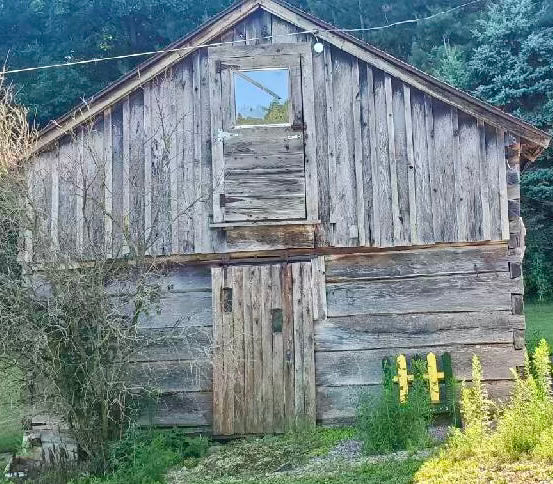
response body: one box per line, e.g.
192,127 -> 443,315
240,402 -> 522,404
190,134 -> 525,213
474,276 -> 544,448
209,44 -> 317,224
211,262 -> 316,435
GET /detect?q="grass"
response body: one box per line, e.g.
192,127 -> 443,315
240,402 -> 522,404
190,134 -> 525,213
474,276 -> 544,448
525,301 -> 553,350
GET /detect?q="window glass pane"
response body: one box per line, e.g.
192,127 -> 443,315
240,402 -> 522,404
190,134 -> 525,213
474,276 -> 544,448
234,68 -> 290,126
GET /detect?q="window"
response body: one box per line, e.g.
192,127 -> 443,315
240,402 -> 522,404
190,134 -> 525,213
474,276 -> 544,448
234,68 -> 290,126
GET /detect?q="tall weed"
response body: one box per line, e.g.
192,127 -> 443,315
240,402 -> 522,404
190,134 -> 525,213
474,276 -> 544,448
415,339 -> 553,482
357,359 -> 433,454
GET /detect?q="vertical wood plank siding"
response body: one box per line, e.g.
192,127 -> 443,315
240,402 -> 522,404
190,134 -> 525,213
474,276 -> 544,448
27,8 -> 532,433
31,10 -> 512,259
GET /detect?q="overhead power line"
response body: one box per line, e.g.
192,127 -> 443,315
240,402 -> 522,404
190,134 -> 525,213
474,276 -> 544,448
1,0 -> 484,76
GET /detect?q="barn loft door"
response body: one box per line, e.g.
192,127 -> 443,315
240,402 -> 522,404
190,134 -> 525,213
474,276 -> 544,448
209,44 -> 317,224
212,262 -> 316,435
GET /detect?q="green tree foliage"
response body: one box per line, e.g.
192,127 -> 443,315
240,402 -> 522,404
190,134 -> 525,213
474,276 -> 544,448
468,0 -> 553,128
462,0 -> 553,301
0,0 -> 234,125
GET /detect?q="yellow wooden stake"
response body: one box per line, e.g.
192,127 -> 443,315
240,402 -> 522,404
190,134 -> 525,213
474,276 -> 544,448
426,352 -> 445,403
393,354 -> 412,403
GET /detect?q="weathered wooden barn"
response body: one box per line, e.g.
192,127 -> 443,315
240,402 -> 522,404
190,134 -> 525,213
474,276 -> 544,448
26,0 -> 551,435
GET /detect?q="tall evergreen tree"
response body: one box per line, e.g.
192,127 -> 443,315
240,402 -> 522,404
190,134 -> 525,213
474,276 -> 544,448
467,0 -> 553,299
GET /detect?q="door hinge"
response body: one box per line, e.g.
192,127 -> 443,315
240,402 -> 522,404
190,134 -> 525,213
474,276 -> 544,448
217,129 -> 239,143
216,61 -> 240,74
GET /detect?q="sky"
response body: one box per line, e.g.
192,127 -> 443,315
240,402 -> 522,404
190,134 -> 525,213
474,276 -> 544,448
234,68 -> 289,121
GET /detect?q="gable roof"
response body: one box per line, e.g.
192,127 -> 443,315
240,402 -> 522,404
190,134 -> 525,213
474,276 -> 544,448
34,0 -> 551,158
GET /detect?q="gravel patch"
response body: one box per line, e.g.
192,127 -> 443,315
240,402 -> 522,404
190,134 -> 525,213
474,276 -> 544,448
282,439 -> 434,475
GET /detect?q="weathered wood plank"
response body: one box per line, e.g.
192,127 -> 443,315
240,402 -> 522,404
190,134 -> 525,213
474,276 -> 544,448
359,63 -> 375,246
311,42 -> 331,246
143,82 -> 153,255
261,265 -> 274,433
211,266 -> 224,434
477,119 -> 492,241
102,109 -> 113,258
224,134 -> 303,156
110,103 -> 125,256
385,75 -> 401,245
498,129 -> 509,239
281,263 -> 295,430
136,290 -> 212,329
271,264 -> 285,433
315,312 -> 524,351
432,101 -> 457,242
391,78 -> 410,245
462,114 -> 483,241
243,266 -> 255,432
129,91 -> 145,254
301,262 -> 316,423
449,109 -> 465,243
271,15 -> 298,43
132,326 -> 213,362
139,392 -> 212,428
89,118 -> 107,258
326,271 -> 516,317
178,60 -> 196,253
325,245 -> 510,280
331,50 -> 357,246
225,224 -> 315,251
352,59 -> 366,246
315,343 -> 524,387
57,137 -> 78,255
251,266 -> 264,433
324,47 -> 337,228
222,268 -> 235,435
292,263 -> 305,419
316,380 -> 515,425
311,256 -> 327,321
203,49 -> 219,252
232,267 -> 246,435
122,96 -> 131,255
50,144 -> 59,252
403,85 -> 417,245
75,130 -> 84,257
131,359 -> 212,393
300,42 -> 319,224
208,52 -> 224,224
411,92 -> 433,244
373,70 -> 393,246
31,149 -> 53,260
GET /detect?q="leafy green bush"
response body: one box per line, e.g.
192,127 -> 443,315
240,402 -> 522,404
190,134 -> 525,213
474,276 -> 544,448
357,359 -> 433,455
74,428 -> 209,484
415,340 -> 553,483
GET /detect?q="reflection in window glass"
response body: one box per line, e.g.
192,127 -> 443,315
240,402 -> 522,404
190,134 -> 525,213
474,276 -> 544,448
234,68 -> 290,126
